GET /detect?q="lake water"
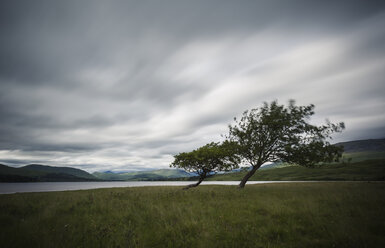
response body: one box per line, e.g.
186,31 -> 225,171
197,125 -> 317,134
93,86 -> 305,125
0,181 -> 314,194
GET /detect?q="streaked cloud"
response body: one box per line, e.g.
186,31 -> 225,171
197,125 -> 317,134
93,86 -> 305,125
0,0 -> 384,171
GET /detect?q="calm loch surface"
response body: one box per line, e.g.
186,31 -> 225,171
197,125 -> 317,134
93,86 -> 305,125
0,181 -> 313,194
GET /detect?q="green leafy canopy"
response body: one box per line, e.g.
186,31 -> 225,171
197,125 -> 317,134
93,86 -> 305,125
170,141 -> 240,176
227,100 -> 345,168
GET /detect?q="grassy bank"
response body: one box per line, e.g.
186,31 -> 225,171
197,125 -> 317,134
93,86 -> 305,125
208,159 -> 385,181
1,182 -> 384,247
341,151 -> 385,162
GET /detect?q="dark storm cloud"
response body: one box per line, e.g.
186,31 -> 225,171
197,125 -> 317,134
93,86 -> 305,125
1,0 -> 384,83
0,0 -> 385,171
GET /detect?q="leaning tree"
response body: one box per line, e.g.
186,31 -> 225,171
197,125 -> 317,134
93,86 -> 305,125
171,141 -> 239,189
227,100 -> 345,188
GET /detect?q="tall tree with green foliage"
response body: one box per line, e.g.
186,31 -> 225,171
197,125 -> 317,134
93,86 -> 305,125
227,100 -> 345,188
171,141 -> 239,189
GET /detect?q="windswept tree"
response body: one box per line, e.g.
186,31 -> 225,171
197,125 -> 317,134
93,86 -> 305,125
227,100 -> 345,188
171,141 -> 239,189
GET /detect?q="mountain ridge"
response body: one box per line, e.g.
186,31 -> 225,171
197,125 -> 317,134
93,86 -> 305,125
92,169 -> 192,181
334,138 -> 385,153
0,164 -> 98,182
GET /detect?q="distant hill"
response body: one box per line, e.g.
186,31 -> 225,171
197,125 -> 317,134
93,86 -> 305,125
334,138 -> 385,163
257,138 -> 385,170
93,169 -> 192,181
335,138 -> 385,153
214,138 -> 385,173
0,164 -> 98,182
22,164 -> 96,179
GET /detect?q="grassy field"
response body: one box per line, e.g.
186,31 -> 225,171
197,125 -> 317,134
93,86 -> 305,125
341,151 -> 385,162
0,182 -> 384,247
208,159 -> 385,181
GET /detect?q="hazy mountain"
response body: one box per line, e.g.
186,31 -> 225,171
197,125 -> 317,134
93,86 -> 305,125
260,162 -> 294,170
93,169 -> 192,181
335,138 -> 385,153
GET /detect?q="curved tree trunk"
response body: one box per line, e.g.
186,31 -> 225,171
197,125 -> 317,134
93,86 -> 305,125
183,174 -> 206,190
239,163 -> 262,188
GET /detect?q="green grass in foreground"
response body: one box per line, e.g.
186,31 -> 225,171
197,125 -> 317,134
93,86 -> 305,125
208,159 -> 385,181
0,182 -> 384,247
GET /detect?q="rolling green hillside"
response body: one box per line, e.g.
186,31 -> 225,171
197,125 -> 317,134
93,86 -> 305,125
340,151 -> 385,162
22,164 -> 96,179
208,139 -> 385,181
93,169 -> 191,181
0,164 -> 98,182
256,139 -> 385,170
0,164 -> 42,182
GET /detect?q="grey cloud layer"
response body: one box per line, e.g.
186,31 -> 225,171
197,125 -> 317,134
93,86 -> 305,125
0,0 -> 384,171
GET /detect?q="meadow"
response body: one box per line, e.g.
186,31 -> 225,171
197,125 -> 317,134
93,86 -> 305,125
0,182 -> 384,247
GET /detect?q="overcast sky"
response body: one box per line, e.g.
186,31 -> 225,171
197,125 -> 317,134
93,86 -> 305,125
0,0 -> 384,172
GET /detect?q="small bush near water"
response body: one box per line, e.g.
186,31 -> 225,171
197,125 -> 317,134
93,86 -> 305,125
0,182 -> 384,247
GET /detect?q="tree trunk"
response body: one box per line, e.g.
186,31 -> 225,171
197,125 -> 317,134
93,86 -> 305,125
183,175 -> 205,190
239,163 -> 261,188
